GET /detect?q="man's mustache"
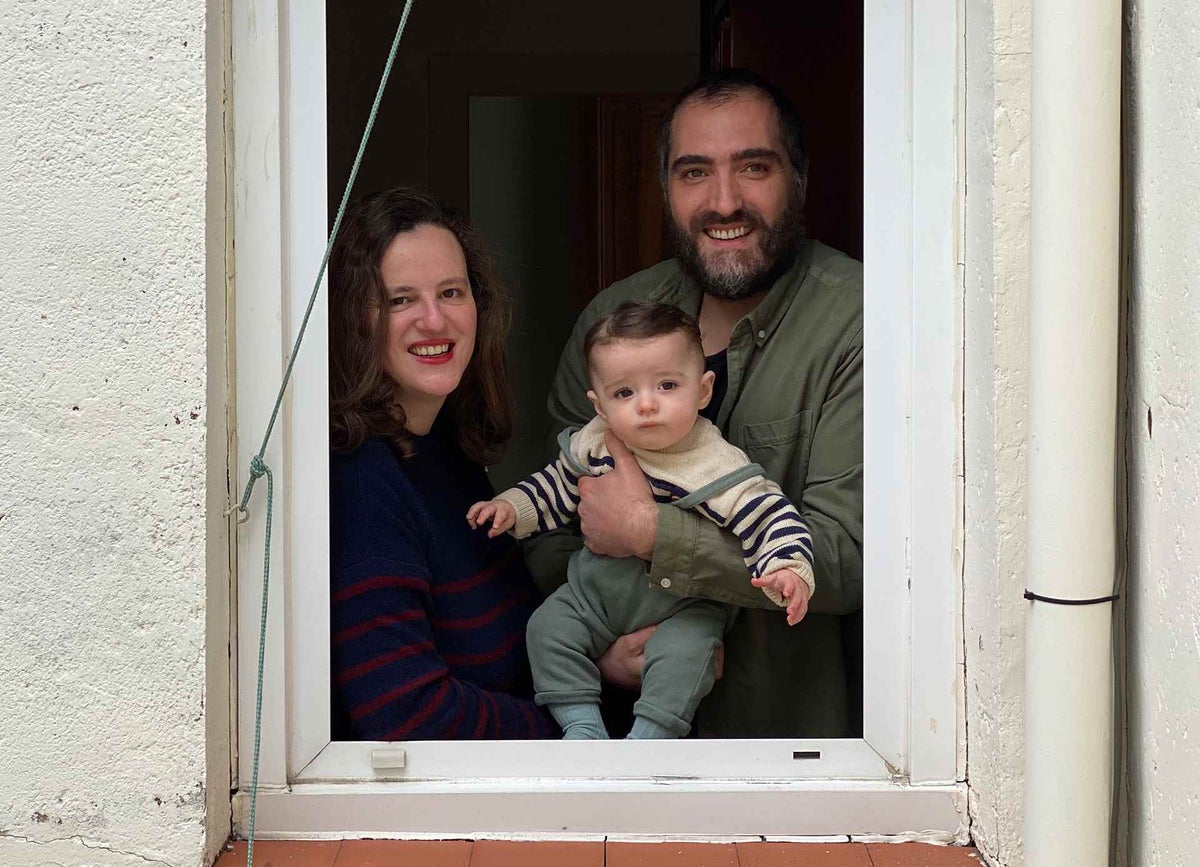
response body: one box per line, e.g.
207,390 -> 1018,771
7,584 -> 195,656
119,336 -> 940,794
689,209 -> 768,234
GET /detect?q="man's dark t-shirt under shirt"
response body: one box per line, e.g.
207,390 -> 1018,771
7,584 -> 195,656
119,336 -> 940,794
702,350 -> 729,424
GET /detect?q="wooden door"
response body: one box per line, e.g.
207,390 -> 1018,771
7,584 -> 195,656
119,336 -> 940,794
708,0 -> 864,260
593,96 -> 674,294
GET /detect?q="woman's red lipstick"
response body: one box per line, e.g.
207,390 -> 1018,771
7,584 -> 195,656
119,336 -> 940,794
408,340 -> 456,365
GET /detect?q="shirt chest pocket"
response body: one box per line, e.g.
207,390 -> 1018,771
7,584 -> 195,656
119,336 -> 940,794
737,410 -> 814,496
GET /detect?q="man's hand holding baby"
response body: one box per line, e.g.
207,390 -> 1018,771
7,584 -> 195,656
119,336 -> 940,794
467,499 -> 517,538
751,569 -> 811,626
576,432 -> 658,560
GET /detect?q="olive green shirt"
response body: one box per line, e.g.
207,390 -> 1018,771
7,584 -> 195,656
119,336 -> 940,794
524,240 -> 864,737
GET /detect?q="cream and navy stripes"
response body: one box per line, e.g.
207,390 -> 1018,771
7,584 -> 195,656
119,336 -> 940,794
496,416 -> 816,603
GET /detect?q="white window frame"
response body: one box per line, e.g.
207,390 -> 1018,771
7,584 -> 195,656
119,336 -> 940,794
231,0 -> 965,839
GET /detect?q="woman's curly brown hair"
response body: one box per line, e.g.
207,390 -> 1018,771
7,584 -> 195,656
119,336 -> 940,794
328,187 -> 512,464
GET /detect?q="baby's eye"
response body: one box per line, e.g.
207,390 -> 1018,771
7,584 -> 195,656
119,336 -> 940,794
660,381 -> 678,391
614,387 -> 634,399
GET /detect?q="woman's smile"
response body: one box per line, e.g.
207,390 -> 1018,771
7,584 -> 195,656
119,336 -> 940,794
408,339 -> 457,364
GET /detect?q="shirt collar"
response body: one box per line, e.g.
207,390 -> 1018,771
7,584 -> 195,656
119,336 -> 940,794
743,240 -> 813,347
650,240 -> 814,348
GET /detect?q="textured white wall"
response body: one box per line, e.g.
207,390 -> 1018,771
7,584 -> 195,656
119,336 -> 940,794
1124,0 -> 1200,863
963,1 -> 1031,865
0,2 -> 215,866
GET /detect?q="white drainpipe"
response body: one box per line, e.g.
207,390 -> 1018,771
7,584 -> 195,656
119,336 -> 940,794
1025,0 -> 1121,864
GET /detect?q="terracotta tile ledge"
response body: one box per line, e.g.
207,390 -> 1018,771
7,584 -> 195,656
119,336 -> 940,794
215,839 -> 982,867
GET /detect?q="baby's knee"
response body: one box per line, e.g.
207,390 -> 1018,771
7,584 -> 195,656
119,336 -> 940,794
526,597 -> 568,655
526,600 -> 551,640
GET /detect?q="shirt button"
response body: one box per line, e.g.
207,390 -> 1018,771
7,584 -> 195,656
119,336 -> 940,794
757,329 -> 766,339
660,578 -> 672,589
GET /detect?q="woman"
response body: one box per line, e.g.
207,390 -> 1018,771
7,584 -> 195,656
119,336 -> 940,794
328,187 -> 555,740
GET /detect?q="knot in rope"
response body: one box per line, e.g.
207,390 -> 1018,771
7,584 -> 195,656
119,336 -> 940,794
233,455 -> 270,522
249,455 -> 268,480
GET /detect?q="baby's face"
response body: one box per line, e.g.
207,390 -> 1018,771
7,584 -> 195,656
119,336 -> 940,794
586,332 -> 715,451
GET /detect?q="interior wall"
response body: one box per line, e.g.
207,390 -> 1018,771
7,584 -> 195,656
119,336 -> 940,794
1123,0 -> 1200,863
327,0 -> 700,210
0,2 -> 211,865
469,97 -> 591,489
962,0 -> 1032,864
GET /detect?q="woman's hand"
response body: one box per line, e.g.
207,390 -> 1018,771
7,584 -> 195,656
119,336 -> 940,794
751,569 -> 812,625
577,432 -> 658,559
466,499 -> 517,537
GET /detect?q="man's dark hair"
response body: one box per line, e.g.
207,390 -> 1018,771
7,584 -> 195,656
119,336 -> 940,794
583,301 -> 704,375
657,68 -> 809,187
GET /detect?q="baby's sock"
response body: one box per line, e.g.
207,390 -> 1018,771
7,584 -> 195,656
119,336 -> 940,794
550,702 -> 609,740
626,715 -> 679,740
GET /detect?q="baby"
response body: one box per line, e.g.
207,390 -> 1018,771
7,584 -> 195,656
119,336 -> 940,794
468,301 -> 815,739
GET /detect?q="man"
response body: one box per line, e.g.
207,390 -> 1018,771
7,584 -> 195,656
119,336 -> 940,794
524,68 -> 863,737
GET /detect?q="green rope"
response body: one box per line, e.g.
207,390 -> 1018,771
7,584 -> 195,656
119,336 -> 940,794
243,457 -> 272,867
237,3 -> 415,864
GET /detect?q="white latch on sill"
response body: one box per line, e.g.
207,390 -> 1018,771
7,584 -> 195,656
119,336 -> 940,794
371,748 -> 407,771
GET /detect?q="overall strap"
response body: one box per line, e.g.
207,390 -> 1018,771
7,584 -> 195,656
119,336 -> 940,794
556,426 -> 591,478
672,463 -> 766,510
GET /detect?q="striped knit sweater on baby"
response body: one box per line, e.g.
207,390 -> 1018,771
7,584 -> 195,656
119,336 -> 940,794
495,416 -> 816,603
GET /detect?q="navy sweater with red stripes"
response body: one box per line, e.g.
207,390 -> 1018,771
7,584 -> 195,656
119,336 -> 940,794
330,427 -> 556,740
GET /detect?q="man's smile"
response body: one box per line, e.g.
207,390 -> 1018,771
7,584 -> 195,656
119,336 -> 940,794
703,225 -> 753,241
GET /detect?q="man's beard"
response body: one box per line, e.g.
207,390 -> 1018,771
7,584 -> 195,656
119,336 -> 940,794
669,183 -> 806,301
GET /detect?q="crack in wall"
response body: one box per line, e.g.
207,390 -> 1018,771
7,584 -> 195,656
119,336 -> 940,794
0,831 -> 174,867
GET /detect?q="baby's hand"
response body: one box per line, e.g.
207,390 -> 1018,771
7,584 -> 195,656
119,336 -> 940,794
466,499 -> 517,538
751,569 -> 811,626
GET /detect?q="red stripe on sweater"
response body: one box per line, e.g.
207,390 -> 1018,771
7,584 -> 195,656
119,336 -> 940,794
519,702 -> 537,738
338,641 -> 436,683
351,666 -> 445,720
445,695 -> 468,739
478,690 -> 497,739
442,630 -> 525,668
333,611 -> 424,643
431,551 -> 516,595
380,679 -> 451,740
333,574 -> 427,603
472,692 -> 490,738
431,593 -> 522,631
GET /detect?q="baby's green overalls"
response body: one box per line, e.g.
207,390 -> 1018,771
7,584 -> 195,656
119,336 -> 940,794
526,436 -> 764,737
